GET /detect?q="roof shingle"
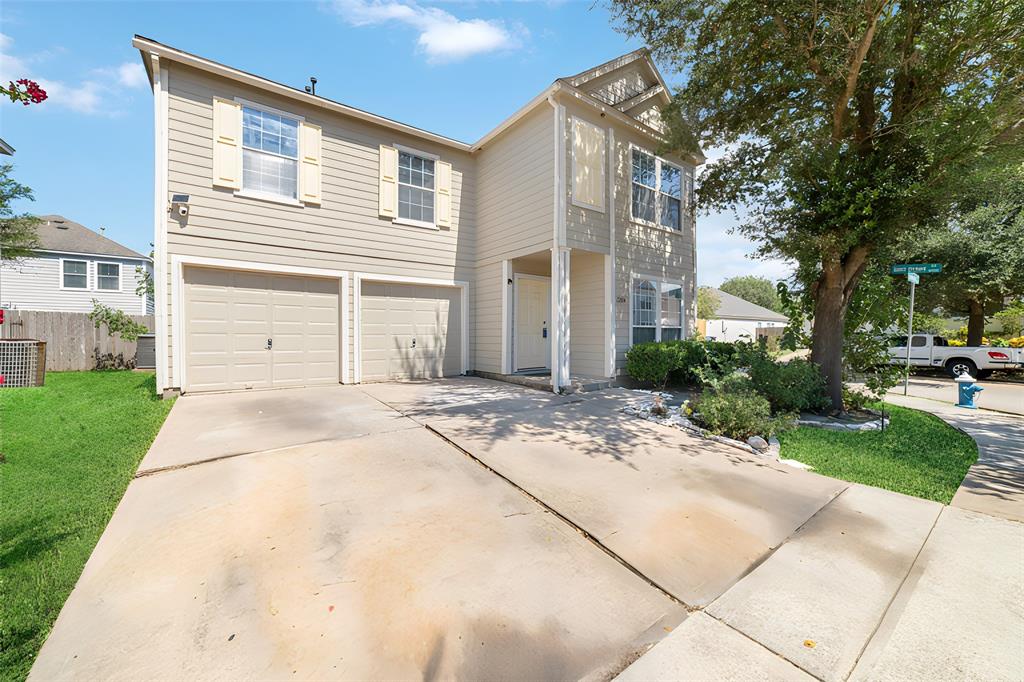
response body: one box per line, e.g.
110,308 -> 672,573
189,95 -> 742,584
33,215 -> 147,260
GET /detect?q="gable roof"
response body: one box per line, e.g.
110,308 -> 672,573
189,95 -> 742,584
34,215 -> 148,260
133,36 -> 704,164
706,288 -> 788,323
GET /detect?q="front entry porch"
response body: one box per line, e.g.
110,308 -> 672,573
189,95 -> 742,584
498,248 -> 614,393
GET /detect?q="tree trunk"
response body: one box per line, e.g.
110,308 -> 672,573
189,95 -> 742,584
809,276 -> 848,413
967,298 -> 985,346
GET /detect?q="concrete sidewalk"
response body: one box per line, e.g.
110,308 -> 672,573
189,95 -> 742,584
890,376 -> 1024,416
886,393 -> 1024,522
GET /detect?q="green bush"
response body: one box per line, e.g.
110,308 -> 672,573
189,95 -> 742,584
747,356 -> 830,414
695,388 -> 794,440
625,342 -> 680,389
668,339 -> 746,386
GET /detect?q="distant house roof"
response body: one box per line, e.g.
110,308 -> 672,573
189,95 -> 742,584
34,215 -> 148,260
0,138 -> 14,155
707,288 -> 788,323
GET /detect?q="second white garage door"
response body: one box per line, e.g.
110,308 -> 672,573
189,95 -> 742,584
360,282 -> 462,381
184,267 -> 339,393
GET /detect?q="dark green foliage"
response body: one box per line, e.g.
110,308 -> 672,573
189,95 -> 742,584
747,356 -> 830,414
695,387 -> 795,440
624,342 -> 680,390
719,276 -> 781,312
0,164 -> 41,261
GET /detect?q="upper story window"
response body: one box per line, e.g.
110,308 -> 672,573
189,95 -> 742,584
631,148 -> 691,232
242,106 -> 299,200
62,260 -> 87,289
398,151 -> 435,224
97,263 -> 121,291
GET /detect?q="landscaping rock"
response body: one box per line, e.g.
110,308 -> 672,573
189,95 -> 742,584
747,436 -> 769,451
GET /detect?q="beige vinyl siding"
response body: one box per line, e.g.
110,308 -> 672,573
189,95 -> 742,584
568,250 -> 607,377
162,63 -> 475,387
475,105 -> 553,266
562,99 -> 610,255
472,261 -> 503,373
611,126 -> 696,373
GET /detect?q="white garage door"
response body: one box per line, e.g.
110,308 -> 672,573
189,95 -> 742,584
360,282 -> 462,382
184,267 -> 339,393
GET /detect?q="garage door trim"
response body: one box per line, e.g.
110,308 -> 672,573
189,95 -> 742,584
353,272 -> 469,383
171,255 -> 350,390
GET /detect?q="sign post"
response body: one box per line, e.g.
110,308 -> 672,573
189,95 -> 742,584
903,272 -> 919,395
891,264 -> 941,396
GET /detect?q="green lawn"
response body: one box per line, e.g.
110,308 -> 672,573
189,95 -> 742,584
777,403 -> 978,503
0,371 -> 174,681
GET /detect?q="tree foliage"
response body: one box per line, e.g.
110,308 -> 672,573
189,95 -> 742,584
0,164 -> 41,260
88,301 -> 149,343
610,0 -> 1024,410
904,162 -> 1024,344
697,286 -> 720,319
719,276 -> 781,311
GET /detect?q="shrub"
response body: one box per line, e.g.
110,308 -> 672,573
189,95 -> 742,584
747,356 -> 830,414
625,342 -> 680,390
695,388 -> 794,440
669,339 -> 746,386
1009,336 -> 1024,348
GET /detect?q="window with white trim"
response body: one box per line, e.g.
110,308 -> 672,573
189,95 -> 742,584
62,260 -> 87,289
632,279 -> 657,344
660,282 -> 683,341
97,263 -> 120,291
632,148 -> 687,232
632,277 -> 687,345
242,105 -> 299,200
398,151 -> 435,224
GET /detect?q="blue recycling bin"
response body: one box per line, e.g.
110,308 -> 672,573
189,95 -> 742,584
956,374 -> 983,409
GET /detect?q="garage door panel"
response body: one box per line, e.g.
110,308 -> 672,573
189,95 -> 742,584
360,282 -> 461,382
184,267 -> 339,393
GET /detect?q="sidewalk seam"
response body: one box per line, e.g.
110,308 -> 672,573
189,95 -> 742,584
704,611 -> 825,681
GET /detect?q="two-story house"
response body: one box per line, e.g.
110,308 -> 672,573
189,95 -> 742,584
0,215 -> 153,314
134,36 -> 702,397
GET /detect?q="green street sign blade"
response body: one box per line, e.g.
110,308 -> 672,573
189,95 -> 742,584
891,263 -> 942,275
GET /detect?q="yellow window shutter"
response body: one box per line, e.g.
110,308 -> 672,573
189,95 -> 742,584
300,122 -> 322,205
378,145 -> 398,218
571,117 -> 606,211
436,160 -> 452,229
212,97 -> 242,190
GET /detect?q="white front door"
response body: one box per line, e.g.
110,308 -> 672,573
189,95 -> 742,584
515,276 -> 551,370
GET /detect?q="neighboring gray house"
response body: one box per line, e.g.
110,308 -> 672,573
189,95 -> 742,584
702,288 -> 788,342
0,215 -> 153,314
135,37 -> 703,396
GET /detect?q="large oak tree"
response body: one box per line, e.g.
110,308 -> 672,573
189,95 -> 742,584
610,0 -> 1024,410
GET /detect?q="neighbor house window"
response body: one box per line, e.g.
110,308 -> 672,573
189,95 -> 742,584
62,260 -> 87,289
242,105 -> 299,200
632,279 -> 657,345
397,151 -> 435,224
632,148 -> 687,232
632,277 -> 687,345
660,282 -> 683,341
97,263 -> 120,291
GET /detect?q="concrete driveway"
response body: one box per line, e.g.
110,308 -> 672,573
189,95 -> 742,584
30,377 -> 1022,680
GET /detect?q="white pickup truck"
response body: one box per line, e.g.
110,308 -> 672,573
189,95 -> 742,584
888,334 -> 1024,378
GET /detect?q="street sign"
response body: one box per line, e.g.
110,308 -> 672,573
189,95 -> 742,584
907,272 -> 920,284
891,263 -> 942,275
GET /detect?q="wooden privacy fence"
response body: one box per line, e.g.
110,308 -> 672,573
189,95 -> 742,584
0,310 -> 154,371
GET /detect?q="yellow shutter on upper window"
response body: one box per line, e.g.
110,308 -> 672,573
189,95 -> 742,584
378,145 -> 398,218
571,117 -> 606,212
436,160 -> 452,229
299,122 -> 322,205
212,97 -> 242,190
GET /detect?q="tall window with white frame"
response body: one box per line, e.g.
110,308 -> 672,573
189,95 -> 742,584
632,148 -> 685,232
632,278 -> 657,344
241,106 -> 299,200
62,260 -> 87,289
397,151 -> 436,225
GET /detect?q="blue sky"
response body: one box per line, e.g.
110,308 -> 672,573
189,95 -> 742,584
0,0 -> 789,286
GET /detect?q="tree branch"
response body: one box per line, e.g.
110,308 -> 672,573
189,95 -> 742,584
833,0 -> 887,140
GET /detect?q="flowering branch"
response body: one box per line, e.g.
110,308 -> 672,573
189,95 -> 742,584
1,79 -> 47,106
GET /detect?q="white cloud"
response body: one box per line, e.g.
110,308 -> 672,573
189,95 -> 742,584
116,62 -> 148,89
0,35 -> 141,115
329,0 -> 525,63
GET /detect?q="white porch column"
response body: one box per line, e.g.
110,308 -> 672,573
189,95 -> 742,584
551,247 -> 571,392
